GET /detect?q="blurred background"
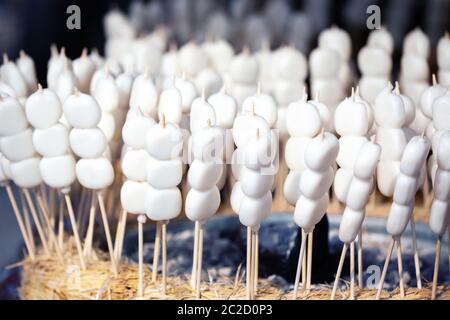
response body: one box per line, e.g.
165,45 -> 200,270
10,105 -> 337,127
0,0 -> 449,294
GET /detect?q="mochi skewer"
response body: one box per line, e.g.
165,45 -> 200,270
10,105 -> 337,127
292,130 -> 339,299
63,90 -> 116,274
376,134 -> 431,299
145,114 -> 183,295
430,132 -> 450,299
331,138 -> 381,300
186,120 -> 223,298
120,107 -> 155,297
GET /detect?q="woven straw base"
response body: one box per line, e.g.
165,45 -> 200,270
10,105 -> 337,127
19,238 -> 449,300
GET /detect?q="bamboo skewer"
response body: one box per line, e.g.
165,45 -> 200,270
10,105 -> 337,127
23,188 -> 50,256
250,228 -> 256,299
253,229 -> 259,295
376,237 -> 395,300
292,229 -> 308,300
306,232 -> 313,293
152,221 -> 162,283
83,192 -> 97,260
58,196 -> 64,250
63,191 -> 86,270
397,238 -> 405,298
4,183 -> 35,260
137,214 -> 146,298
357,229 -> 363,289
191,221 -> 200,288
431,237 -> 441,300
301,230 -> 307,288
114,209 -> 128,263
331,243 -> 348,300
350,241 -> 355,300
195,223 -> 204,299
35,188 -> 63,260
97,192 -> 118,276
246,226 -> 252,299
161,221 -> 168,295
410,214 -> 422,289
19,190 -> 35,254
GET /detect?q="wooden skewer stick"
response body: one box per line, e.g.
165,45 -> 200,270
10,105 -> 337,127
63,191 -> 86,270
331,243 -> 348,300
301,230 -> 307,288
137,214 -> 146,298
357,229 -> 363,289
152,221 -> 162,283
36,188 -> 64,260
350,241 -> 355,300
161,221 -> 168,295
4,183 -> 35,260
253,229 -> 259,296
376,237 -> 395,300
431,237 -> 441,300
410,214 -> 422,289
396,238 -> 405,298
292,229 -> 308,300
83,192 -> 97,260
250,228 -> 256,299
114,209 -> 128,263
246,226 -> 252,299
19,190 -> 35,254
97,191 -> 118,276
23,188 -> 50,256
191,221 -> 200,288
196,223 -> 204,299
305,231 -> 313,294
58,195 -> 64,250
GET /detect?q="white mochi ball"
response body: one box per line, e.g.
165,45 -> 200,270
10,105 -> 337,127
346,177 -> 374,211
285,136 -> 310,171
145,186 -> 182,221
374,86 -> 405,128
120,180 -> 149,214
286,100 -> 321,137
437,132 -> 450,171
147,157 -> 183,189
232,114 -> 269,149
230,181 -> 245,213
207,89 -> 238,129
240,166 -> 274,198
429,199 -> 450,236
377,160 -> 400,197
146,122 -> 183,160
432,93 -> 450,131
353,141 -> 381,180
358,46 -> 392,76
10,156 -> 42,188
25,88 -> 62,129
386,202 -> 413,237
76,157 -> 114,190
333,168 -> 353,204
158,86 -> 182,125
376,127 -> 408,161
294,193 -> 328,233
229,50 -> 259,84
0,128 -> 35,162
339,207 -> 365,244
309,47 -> 340,78
283,170 -> 302,205
271,46 -> 307,81
190,97 -> 216,133
400,136 -> 431,177
367,28 -> 394,54
238,192 -> 271,228
185,187 -> 221,223
304,132 -> 339,172
33,123 -> 69,157
336,136 -> 368,169
121,149 -> 150,182
39,154 -> 76,188
419,83 -> 447,119
334,98 -> 369,136
63,92 -> 101,128
242,93 -> 277,128
93,73 -> 119,113
178,42 -> 208,77
299,166 -> 334,200
129,73 -> 158,119
0,97 -> 28,136
122,115 -> 156,149
70,128 -> 107,158
187,159 -> 222,190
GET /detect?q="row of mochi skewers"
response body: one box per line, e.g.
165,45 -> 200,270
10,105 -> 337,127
0,25 -> 449,300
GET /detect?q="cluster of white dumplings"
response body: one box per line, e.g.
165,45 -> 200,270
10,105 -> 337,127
228,49 -> 259,106
283,94 -> 330,205
1,52 -> 37,101
185,126 -> 224,223
26,87 -> 75,190
0,96 -> 41,189
145,120 -> 183,221
232,132 -> 277,229
294,132 -> 339,233
120,111 -> 155,215
374,85 -> 414,197
437,34 -> 450,86
333,94 -> 372,203
64,92 -> 114,190
429,132 -> 450,237
339,140 -> 381,243
400,28 -> 430,134
358,28 -> 393,106
386,135 -> 430,237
